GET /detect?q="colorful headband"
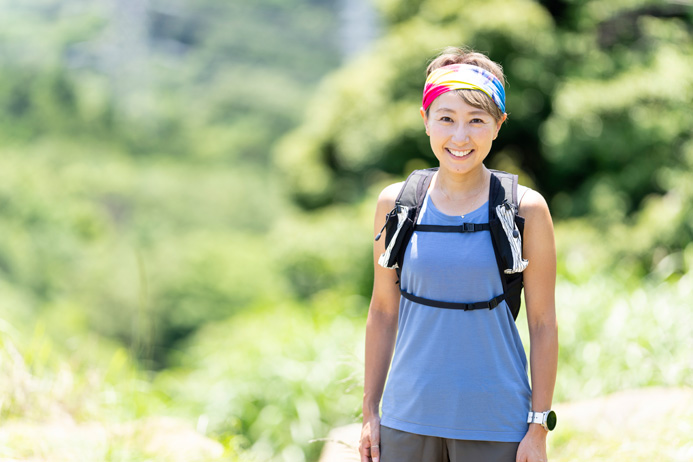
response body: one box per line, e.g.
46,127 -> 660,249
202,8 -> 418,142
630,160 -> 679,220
422,64 -> 506,113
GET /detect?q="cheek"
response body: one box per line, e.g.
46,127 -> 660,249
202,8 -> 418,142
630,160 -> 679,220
470,125 -> 496,140
428,123 -> 451,137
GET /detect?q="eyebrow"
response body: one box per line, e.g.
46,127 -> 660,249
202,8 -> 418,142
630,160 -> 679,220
434,107 -> 490,116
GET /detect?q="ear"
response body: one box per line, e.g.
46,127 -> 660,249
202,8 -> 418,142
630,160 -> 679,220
493,113 -> 507,140
420,107 -> 430,136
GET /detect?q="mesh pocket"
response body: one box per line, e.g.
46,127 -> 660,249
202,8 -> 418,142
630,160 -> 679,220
495,202 -> 528,274
378,205 -> 412,269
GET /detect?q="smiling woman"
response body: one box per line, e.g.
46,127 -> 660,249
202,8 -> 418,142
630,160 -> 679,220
359,47 -> 559,462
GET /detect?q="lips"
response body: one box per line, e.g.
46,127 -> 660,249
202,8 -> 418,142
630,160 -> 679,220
447,148 -> 473,158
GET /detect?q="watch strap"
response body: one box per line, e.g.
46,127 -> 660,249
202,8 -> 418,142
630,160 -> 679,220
527,411 -> 544,425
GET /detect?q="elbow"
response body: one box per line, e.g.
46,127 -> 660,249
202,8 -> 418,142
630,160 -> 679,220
367,301 -> 399,330
527,312 -> 558,340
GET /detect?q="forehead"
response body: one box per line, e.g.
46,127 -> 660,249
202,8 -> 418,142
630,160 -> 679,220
429,91 -> 492,116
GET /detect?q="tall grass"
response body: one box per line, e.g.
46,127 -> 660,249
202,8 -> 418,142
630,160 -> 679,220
0,317 -> 230,461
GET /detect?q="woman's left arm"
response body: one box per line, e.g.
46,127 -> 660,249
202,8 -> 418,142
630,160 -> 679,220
516,189 -> 559,462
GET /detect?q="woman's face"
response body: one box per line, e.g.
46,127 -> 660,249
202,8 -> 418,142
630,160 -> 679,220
420,92 -> 505,176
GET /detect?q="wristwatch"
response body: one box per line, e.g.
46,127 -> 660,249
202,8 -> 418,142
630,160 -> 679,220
527,410 -> 557,431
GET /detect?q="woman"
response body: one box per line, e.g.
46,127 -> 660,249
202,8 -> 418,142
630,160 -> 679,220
359,47 -> 558,462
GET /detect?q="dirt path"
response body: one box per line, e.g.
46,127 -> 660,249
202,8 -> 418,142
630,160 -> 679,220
0,416 -> 224,462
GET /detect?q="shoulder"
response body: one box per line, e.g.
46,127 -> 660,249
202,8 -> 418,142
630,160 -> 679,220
517,186 -> 549,215
518,187 -> 550,218
376,181 -> 404,211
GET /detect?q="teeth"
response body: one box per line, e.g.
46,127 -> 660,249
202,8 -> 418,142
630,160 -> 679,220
449,149 -> 472,157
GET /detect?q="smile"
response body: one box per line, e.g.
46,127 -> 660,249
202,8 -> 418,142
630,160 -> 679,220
447,148 -> 473,158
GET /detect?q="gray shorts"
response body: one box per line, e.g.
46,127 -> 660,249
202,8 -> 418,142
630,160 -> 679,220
380,426 -> 520,462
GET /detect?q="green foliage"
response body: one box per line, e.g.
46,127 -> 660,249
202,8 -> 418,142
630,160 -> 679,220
158,297 -> 366,462
270,200 -> 374,299
0,141 -> 291,363
0,321 -> 233,461
551,272 -> 693,402
0,312 -> 159,425
0,0 -> 341,161
542,14 -> 693,219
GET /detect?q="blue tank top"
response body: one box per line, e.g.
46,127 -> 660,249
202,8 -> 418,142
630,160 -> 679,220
380,191 -> 531,442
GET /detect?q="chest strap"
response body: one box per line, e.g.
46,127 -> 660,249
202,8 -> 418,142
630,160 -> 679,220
414,223 -> 490,233
403,221 -> 503,311
400,289 -> 505,311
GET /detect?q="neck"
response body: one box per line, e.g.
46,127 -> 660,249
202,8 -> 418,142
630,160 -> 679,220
433,165 -> 490,199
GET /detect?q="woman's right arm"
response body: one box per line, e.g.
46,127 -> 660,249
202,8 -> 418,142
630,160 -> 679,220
359,183 -> 403,462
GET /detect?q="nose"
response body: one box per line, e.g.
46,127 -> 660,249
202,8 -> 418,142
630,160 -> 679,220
451,124 -> 470,144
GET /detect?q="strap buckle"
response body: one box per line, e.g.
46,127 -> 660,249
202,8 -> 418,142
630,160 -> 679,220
463,222 -> 475,232
488,298 -> 499,309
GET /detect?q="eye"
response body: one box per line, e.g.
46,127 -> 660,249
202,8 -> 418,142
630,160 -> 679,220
439,116 -> 453,122
470,118 -> 486,124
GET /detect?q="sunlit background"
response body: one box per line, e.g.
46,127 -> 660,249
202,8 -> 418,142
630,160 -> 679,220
0,0 -> 692,461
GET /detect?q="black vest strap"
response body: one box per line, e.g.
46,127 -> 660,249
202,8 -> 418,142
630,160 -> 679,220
414,223 -> 490,233
400,289 -> 505,311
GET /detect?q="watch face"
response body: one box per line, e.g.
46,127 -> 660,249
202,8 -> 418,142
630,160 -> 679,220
546,410 -> 557,431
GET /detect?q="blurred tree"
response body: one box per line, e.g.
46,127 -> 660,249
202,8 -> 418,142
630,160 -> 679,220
0,0 -> 344,161
541,2 -> 693,218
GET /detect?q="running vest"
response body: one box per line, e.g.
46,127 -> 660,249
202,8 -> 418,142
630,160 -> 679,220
375,168 -> 528,320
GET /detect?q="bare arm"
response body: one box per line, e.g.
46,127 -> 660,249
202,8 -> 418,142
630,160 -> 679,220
359,183 -> 402,462
516,189 -> 559,462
